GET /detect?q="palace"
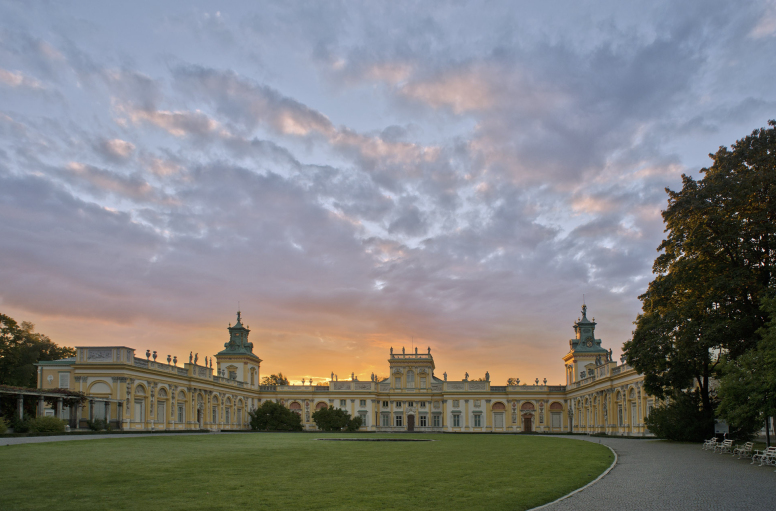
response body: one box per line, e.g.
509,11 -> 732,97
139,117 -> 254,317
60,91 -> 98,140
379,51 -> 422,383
35,305 -> 652,435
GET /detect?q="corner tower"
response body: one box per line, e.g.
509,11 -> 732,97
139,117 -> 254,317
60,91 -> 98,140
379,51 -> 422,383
215,311 -> 262,389
562,304 -> 610,385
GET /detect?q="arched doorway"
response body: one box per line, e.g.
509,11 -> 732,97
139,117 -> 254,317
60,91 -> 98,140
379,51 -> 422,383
407,413 -> 415,432
521,402 -> 535,432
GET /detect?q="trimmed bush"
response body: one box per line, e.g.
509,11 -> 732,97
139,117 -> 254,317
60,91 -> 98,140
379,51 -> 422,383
27,416 -> 67,433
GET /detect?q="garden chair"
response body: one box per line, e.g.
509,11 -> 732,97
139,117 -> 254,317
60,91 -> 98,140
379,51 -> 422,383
751,446 -> 776,466
732,442 -> 753,459
714,439 -> 733,454
702,438 -> 717,450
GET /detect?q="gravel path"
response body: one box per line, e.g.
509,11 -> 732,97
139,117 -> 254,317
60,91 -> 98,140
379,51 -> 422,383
539,436 -> 775,511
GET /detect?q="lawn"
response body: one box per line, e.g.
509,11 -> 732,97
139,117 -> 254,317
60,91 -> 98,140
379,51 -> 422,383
0,433 -> 613,510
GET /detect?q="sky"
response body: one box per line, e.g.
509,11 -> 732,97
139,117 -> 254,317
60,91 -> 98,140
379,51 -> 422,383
1,1 -> 775,385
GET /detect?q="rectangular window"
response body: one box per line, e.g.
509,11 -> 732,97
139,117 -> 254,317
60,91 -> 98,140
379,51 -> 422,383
395,401 -> 402,408
420,377 -> 427,389
419,415 -> 427,427
381,413 -> 390,427
382,401 -> 389,408
433,414 -> 440,427
360,400 -> 366,407
408,402 -> 414,408
395,414 -> 403,427
359,411 -> 367,427
420,401 -> 426,408
178,406 -> 184,423
473,414 -> 481,427
340,399 -> 346,407
551,412 -> 561,428
647,400 -> 654,417
58,372 -> 70,389
453,414 -> 460,427
226,409 -> 231,424
395,377 -> 401,388
212,407 -> 218,423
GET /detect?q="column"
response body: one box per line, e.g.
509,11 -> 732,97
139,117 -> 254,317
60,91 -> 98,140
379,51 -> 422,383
89,399 -> 94,422
56,397 -> 63,418
117,401 -> 123,430
464,400 -> 469,431
17,395 -> 24,420
38,396 -> 45,417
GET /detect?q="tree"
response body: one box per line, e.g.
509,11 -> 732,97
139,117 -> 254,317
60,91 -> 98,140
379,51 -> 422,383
311,406 -> 361,432
248,400 -> 303,431
261,373 -> 289,386
0,313 -> 76,388
718,297 -> 776,445
624,121 -> 776,440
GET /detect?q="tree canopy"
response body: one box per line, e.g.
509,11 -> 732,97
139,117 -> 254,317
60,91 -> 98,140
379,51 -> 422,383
0,312 -> 75,388
260,373 -> 289,386
717,297 -> 776,442
311,406 -> 362,432
624,121 -> 776,440
248,400 -> 303,431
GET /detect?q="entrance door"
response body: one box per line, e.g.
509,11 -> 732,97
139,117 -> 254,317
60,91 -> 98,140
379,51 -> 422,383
523,417 -> 532,432
407,414 -> 415,432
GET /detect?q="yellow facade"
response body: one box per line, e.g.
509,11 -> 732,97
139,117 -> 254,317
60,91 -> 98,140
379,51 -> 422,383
36,307 -> 652,435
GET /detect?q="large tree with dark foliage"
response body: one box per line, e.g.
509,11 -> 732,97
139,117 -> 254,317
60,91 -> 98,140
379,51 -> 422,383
624,121 -> 776,440
0,313 -> 76,388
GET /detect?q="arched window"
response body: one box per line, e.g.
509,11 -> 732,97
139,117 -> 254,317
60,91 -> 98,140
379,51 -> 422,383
492,402 -> 506,411
549,402 -> 563,411
290,402 -> 302,416
316,402 -> 327,410
520,402 -> 535,411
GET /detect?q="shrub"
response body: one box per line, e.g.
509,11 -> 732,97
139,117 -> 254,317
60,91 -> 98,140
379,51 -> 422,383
312,406 -> 356,432
27,416 -> 67,433
0,418 -> 7,434
248,401 -> 303,431
9,414 -> 31,433
86,419 -> 107,431
645,391 -> 715,442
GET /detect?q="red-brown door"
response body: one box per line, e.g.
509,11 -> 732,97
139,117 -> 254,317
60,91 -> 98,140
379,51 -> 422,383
407,414 -> 415,432
523,417 -> 532,432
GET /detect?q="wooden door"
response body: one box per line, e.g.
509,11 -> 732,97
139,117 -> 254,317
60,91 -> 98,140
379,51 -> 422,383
407,414 -> 415,432
523,417 -> 532,432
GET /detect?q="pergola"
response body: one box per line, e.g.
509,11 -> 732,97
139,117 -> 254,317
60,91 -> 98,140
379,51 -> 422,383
0,385 -> 116,428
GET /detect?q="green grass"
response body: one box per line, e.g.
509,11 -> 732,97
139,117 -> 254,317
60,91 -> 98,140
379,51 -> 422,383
0,433 -> 613,510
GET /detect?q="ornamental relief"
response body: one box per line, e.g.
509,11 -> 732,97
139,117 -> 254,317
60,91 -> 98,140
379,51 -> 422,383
468,382 -> 487,391
448,383 -> 464,391
354,383 -> 371,391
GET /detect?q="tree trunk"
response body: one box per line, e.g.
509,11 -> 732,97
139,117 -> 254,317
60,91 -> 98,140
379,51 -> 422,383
766,416 -> 771,448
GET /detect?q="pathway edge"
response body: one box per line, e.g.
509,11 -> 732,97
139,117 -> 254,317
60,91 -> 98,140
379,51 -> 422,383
527,439 -> 618,511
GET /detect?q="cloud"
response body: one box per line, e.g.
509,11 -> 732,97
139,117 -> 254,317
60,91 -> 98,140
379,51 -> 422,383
94,138 -> 136,162
0,67 -> 44,89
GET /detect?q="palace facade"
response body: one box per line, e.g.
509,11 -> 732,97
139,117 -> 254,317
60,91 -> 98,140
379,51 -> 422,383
36,306 -> 653,435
